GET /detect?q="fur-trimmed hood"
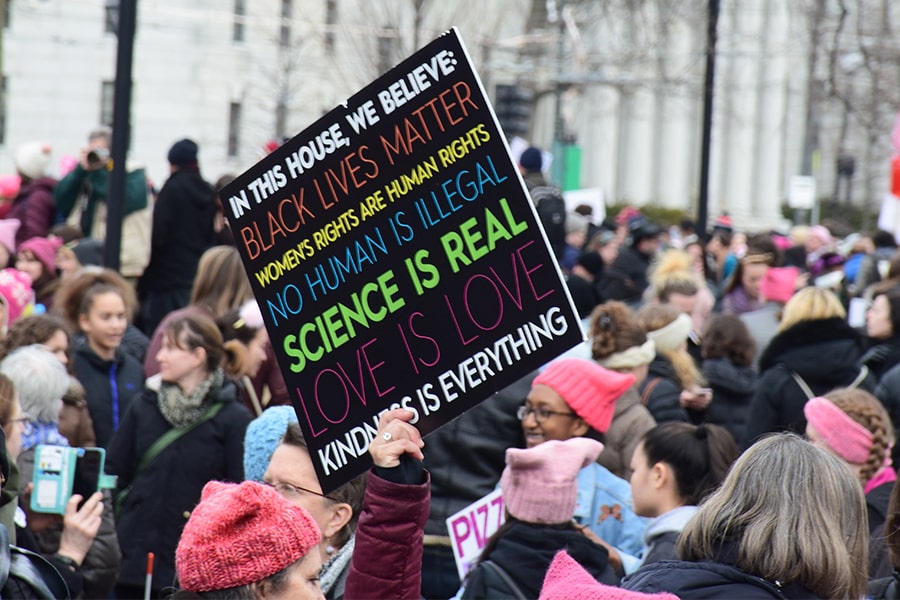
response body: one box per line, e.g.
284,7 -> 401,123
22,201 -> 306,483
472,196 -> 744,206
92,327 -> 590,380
759,317 -> 864,376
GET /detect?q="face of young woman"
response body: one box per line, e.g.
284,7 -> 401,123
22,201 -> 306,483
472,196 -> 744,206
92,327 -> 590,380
520,384 -> 586,448
156,333 -> 205,388
40,329 -> 69,365
867,294 -> 893,340
629,442 -> 660,518
245,327 -> 269,378
15,250 -> 44,284
261,554 -> 324,600
78,291 -> 127,361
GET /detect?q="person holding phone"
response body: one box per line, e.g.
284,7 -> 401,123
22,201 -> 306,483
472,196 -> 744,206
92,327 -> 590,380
0,346 -> 112,597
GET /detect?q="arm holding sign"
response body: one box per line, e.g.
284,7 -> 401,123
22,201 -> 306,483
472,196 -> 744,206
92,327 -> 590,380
344,409 -> 430,600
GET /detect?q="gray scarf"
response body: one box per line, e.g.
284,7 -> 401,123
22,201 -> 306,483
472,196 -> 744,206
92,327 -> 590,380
157,368 -> 224,428
319,535 -> 355,597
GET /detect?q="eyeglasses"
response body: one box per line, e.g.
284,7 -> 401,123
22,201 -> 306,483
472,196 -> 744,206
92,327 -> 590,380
2,413 -> 31,427
264,480 -> 336,502
517,405 -> 577,423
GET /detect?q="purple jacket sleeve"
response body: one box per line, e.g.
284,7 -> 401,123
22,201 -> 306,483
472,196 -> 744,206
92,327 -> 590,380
344,470 -> 430,600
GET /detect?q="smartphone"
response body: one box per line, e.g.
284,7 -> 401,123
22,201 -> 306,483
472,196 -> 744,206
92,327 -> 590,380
31,446 -> 107,515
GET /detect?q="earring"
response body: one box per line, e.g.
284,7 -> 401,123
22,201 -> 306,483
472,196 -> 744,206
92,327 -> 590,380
326,544 -> 335,556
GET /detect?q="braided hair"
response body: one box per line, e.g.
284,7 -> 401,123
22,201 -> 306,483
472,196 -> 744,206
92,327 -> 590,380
824,388 -> 894,485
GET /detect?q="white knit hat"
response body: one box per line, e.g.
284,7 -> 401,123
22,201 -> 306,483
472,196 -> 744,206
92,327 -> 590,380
15,142 -> 52,180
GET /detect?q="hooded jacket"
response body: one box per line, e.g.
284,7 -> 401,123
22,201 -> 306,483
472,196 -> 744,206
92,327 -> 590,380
744,318 -> 874,446
140,168 -> 215,292
460,522 -> 618,599
701,358 -> 757,443
623,558 -> 820,598
9,177 -> 56,245
71,336 -> 145,449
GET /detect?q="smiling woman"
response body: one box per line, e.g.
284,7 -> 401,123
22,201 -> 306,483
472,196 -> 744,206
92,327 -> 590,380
54,268 -> 145,449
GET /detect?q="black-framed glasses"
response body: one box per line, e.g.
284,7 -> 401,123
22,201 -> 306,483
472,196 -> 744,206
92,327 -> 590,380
517,405 -> 577,423
264,480 -> 336,502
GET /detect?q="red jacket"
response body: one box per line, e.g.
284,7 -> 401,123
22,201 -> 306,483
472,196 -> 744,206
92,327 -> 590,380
344,470 -> 430,600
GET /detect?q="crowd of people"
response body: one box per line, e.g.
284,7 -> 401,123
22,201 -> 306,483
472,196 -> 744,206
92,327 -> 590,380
0,129 -> 898,599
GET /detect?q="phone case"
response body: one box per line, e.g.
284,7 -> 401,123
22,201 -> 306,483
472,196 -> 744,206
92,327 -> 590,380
30,445 -> 115,515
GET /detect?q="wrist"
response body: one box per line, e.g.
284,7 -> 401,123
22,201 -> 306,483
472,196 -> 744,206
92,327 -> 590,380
54,552 -> 81,570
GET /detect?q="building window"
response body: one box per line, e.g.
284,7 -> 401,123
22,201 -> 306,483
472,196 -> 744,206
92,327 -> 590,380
3,0 -> 10,30
0,77 -> 7,145
228,102 -> 241,157
104,0 -> 118,34
324,0 -> 337,53
280,0 -> 291,46
233,0 -> 245,42
100,80 -> 115,127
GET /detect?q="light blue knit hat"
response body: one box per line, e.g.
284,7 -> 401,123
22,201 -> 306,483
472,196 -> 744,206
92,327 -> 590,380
243,406 -> 298,482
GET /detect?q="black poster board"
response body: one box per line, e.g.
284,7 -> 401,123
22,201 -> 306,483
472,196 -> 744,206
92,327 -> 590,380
221,28 -> 582,492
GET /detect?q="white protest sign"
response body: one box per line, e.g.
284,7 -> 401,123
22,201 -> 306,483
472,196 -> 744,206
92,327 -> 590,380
446,489 -> 505,580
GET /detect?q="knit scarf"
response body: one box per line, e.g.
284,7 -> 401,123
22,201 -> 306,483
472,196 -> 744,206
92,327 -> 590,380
319,535 -> 355,597
157,368 -> 224,428
21,421 -> 69,453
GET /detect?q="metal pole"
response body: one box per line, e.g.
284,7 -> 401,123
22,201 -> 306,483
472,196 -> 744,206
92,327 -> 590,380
697,0 -> 719,239
105,0 -> 137,271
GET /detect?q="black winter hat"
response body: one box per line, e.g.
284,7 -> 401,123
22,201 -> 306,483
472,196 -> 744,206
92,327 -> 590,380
168,138 -> 199,166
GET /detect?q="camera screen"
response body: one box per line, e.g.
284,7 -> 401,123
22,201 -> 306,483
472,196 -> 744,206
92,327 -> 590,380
72,449 -> 102,500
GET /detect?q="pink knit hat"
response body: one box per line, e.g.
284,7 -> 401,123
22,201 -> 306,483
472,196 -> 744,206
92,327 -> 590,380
176,480 -> 321,592
804,396 -> 873,465
501,437 -> 603,524
533,358 -> 635,434
540,551 -> 678,600
18,237 -> 62,273
0,268 -> 32,327
0,175 -> 20,200
0,219 -> 20,255
760,266 -> 800,304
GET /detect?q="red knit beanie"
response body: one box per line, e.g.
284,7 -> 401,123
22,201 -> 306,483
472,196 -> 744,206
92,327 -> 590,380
175,480 -> 321,592
18,236 -> 62,273
501,437 -> 603,524
533,358 -> 635,434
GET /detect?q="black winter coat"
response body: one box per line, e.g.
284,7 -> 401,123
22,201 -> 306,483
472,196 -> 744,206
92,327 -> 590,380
603,245 -> 652,305
140,168 -> 215,292
623,559 -> 820,598
638,355 -> 689,423
422,372 -> 529,537
106,381 -> 252,589
71,337 -> 145,449
460,522 -> 618,599
701,358 -> 757,443
744,318 -> 874,446
861,335 -> 900,381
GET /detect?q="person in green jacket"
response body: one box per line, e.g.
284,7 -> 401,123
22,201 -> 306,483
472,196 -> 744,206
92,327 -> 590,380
53,126 -> 151,278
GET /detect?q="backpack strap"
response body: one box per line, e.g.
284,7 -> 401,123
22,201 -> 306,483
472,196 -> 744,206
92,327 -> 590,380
116,402 -> 225,515
640,377 -> 662,406
480,560 -> 527,600
848,365 -> 869,391
135,402 -> 225,474
789,371 -> 815,400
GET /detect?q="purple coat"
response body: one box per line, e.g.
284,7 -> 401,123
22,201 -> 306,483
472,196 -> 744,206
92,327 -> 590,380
9,176 -> 57,246
345,470 -> 430,600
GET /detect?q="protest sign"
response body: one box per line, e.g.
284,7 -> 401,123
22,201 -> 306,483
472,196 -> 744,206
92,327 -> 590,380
221,28 -> 582,492
446,489 -> 505,580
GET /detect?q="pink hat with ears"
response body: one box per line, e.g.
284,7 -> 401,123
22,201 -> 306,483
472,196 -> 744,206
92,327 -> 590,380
0,268 -> 33,327
0,175 -> 20,200
18,237 -> 63,273
540,551 -> 679,600
0,220 -> 20,256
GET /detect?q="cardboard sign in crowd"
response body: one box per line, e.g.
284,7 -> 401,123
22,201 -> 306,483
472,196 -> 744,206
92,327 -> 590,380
222,28 -> 582,492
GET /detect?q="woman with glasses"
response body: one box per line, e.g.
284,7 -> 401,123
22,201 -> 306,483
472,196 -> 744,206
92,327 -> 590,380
107,314 -> 253,599
262,422 -> 366,600
0,346 -> 107,597
519,357 -> 648,577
